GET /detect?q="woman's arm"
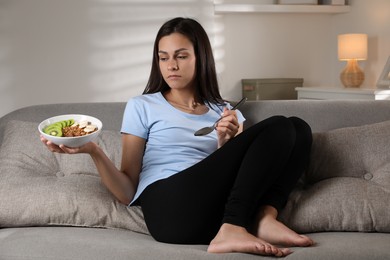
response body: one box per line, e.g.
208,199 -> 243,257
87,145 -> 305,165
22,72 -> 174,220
117,134 -> 145,204
88,134 -> 145,205
41,133 -> 145,205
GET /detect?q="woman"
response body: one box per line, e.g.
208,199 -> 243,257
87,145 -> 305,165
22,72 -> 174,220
41,17 -> 314,257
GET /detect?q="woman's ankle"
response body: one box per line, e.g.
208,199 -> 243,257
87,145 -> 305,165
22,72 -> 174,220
258,205 -> 278,219
254,206 -> 314,247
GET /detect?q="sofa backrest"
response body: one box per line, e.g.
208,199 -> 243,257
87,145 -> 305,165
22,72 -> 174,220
2,100 -> 390,144
240,100 -> 390,132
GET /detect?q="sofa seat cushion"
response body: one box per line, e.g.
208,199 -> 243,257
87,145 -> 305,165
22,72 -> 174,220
279,120 -> 390,233
2,227 -> 390,260
0,120 -> 148,234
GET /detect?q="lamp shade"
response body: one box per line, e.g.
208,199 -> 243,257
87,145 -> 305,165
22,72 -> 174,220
338,34 -> 368,61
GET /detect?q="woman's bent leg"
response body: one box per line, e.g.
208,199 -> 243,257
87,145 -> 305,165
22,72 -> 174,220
254,117 -> 314,247
209,118 -> 314,256
257,117 -> 312,212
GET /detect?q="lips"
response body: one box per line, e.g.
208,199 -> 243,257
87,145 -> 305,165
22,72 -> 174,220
168,75 -> 181,79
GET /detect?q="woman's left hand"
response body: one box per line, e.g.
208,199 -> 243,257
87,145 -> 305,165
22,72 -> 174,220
40,135 -> 97,155
216,107 -> 242,147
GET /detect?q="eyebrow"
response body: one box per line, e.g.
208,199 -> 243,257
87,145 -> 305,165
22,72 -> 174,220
158,48 -> 189,54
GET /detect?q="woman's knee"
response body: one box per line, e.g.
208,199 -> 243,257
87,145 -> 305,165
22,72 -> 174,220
270,116 -> 296,134
245,116 -> 296,147
263,116 -> 297,147
286,117 -> 312,158
288,117 -> 311,133
288,117 -> 312,145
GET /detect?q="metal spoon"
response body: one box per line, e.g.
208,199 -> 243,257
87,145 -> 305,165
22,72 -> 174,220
194,97 -> 247,136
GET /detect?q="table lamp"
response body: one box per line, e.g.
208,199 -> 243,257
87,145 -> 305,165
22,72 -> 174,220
338,33 -> 368,88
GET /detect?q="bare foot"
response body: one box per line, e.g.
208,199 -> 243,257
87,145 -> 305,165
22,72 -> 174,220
207,223 -> 291,257
255,206 -> 314,247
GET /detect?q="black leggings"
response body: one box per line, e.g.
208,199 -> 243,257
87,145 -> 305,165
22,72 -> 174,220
138,116 -> 312,245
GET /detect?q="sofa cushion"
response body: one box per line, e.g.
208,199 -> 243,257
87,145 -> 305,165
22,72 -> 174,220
0,120 -> 149,234
279,120 -> 390,233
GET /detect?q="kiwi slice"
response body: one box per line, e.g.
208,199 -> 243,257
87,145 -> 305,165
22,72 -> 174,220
44,125 -> 63,137
43,125 -> 52,134
43,118 -> 76,137
48,128 -> 62,137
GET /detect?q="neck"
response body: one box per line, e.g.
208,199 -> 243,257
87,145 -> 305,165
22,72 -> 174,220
165,90 -> 200,110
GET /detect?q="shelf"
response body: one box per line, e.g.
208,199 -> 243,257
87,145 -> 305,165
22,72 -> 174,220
296,87 -> 390,100
214,4 -> 351,14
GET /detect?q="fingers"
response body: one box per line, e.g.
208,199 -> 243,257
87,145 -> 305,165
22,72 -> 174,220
40,135 -> 83,154
217,108 -> 238,133
216,108 -> 239,148
40,135 -> 63,153
216,112 -> 240,147
221,107 -> 237,119
59,144 -> 81,154
216,123 -> 237,139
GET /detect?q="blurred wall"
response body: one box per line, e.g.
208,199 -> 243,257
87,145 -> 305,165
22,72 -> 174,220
0,0 -> 389,117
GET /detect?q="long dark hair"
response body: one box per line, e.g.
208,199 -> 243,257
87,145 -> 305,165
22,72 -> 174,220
143,17 -> 224,105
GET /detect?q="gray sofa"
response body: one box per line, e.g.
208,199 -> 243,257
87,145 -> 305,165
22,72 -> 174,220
1,100 -> 390,260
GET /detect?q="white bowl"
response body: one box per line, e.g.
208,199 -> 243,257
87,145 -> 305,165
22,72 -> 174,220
38,114 -> 102,148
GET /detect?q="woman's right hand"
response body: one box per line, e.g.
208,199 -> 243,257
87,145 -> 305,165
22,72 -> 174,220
40,135 -> 97,155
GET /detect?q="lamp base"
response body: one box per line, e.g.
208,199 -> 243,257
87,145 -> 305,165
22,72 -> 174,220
340,59 -> 365,88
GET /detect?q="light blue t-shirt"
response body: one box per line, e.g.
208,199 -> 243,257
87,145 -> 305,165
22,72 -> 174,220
121,92 -> 245,205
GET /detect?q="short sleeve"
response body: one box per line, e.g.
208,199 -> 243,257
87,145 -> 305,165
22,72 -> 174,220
121,98 -> 149,139
237,110 -> 245,125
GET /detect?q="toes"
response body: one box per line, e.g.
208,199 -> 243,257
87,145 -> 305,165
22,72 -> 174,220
256,243 -> 287,257
281,248 -> 293,256
299,235 -> 315,246
264,244 -> 273,255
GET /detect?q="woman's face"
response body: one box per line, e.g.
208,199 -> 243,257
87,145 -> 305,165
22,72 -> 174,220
158,33 -> 196,91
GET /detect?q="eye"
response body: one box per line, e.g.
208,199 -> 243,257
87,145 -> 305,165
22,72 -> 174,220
177,55 -> 188,60
159,56 -> 168,61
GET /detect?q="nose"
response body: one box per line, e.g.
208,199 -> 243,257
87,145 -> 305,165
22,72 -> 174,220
168,59 -> 178,71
